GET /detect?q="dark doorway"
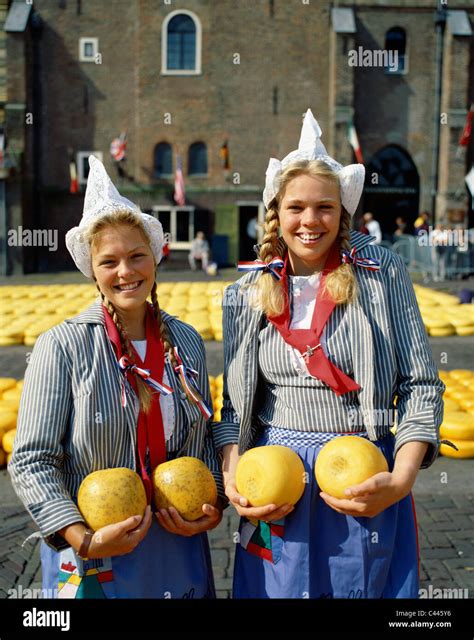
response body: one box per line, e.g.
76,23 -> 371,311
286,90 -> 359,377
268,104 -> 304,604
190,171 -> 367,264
363,145 -> 420,239
239,205 -> 259,260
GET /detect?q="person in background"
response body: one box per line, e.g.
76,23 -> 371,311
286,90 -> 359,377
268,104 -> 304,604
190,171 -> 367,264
414,211 -> 430,236
189,231 -> 210,272
363,212 -> 382,244
431,223 -> 448,282
393,216 -> 407,238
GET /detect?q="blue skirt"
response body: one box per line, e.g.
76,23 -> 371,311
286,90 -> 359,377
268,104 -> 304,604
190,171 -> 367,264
233,427 -> 420,599
41,519 -> 215,599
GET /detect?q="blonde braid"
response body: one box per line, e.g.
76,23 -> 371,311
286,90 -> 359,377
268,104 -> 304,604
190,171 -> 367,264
247,204 -> 287,316
150,281 -> 199,406
97,284 -> 153,413
323,208 -> 358,305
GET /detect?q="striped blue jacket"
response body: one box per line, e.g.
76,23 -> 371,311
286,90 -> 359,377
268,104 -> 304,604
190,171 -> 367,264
213,231 -> 445,469
8,300 -> 223,550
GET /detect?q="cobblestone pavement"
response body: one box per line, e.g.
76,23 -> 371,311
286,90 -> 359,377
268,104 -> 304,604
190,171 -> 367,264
0,272 -> 473,599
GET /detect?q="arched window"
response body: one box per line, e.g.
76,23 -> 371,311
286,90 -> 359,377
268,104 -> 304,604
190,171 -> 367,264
188,142 -> 208,176
154,142 -> 172,177
162,11 -> 202,75
385,27 -> 407,74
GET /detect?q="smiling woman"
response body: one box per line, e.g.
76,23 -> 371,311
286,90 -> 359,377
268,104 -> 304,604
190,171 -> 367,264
9,156 -> 224,599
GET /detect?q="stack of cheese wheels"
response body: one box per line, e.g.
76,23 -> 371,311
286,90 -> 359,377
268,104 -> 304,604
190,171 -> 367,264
413,285 -> 474,337
440,369 -> 474,459
0,378 -> 22,467
212,374 -> 224,421
185,283 -> 214,341
208,283 -> 225,342
0,281 -> 236,345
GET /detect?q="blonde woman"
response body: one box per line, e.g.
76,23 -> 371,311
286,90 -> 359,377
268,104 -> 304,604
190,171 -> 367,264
9,157 -> 223,598
215,110 -> 444,598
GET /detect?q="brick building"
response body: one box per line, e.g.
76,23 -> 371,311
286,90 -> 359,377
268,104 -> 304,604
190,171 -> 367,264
1,0 -> 473,274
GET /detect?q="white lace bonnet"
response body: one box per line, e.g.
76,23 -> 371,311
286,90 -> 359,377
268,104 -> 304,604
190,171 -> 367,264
263,109 -> 365,215
65,155 -> 164,278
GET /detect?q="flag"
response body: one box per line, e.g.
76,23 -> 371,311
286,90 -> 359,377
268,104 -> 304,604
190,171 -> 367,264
110,132 -> 127,162
220,140 -> 230,169
459,105 -> 473,147
348,122 -> 364,164
174,155 -> 185,206
69,152 -> 78,194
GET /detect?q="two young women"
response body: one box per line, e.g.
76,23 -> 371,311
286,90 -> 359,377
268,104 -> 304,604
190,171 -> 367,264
10,110 -> 444,599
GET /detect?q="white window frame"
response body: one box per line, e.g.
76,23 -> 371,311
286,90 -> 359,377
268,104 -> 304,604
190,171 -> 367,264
161,10 -> 202,76
79,37 -> 99,62
152,205 -> 195,249
77,151 -> 103,185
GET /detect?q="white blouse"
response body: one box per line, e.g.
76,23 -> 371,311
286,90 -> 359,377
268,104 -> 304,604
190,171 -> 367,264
131,339 -> 175,441
287,273 -> 327,378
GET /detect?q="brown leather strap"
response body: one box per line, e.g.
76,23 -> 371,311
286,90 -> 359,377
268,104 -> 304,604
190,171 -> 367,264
77,528 -> 94,560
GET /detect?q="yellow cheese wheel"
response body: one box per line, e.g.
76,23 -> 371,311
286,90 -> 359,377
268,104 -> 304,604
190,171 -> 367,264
458,398 -> 474,411
449,390 -> 472,402
424,317 -> 451,329
0,379 -> 18,394
78,468 -> 147,531
449,370 -> 474,381
156,283 -> 174,294
0,400 -> 19,413
440,439 -> 474,459
153,457 -> 217,521
440,412 -> 474,441
187,299 -> 209,312
2,389 -> 22,402
236,445 -> 305,507
315,436 -> 389,499
2,429 -> 16,453
0,412 -> 17,432
428,327 -> 455,337
442,398 -> 461,412
0,336 -> 24,346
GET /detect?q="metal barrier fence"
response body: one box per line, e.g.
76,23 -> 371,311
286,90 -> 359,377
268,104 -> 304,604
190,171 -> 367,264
383,235 -> 473,282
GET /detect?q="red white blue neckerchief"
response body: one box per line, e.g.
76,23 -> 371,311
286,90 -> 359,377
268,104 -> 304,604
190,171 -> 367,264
118,355 -> 173,408
237,257 -> 285,281
341,247 -> 380,271
173,347 -> 214,420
